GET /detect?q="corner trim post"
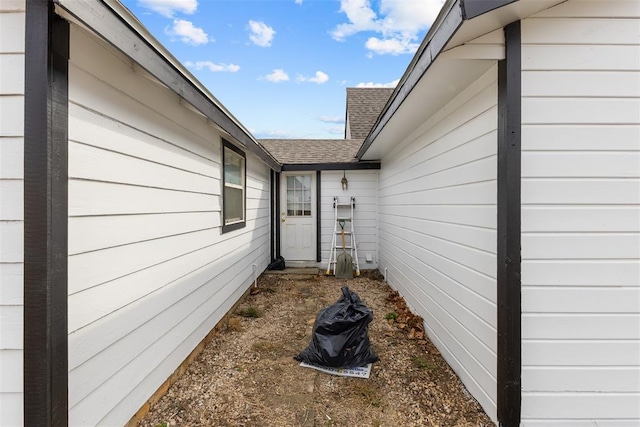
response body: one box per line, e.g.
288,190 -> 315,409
497,20 -> 522,427
24,1 -> 70,425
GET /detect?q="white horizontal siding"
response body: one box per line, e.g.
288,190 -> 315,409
67,24 -> 271,426
0,393 -> 22,427
521,1 -> 640,424
523,45 -> 639,71
522,340 -> 640,367
378,66 -> 498,421
0,2 -> 24,426
320,170 -> 378,270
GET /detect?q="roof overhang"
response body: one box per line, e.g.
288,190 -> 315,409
281,162 -> 381,171
357,0 -> 566,161
55,0 -> 281,171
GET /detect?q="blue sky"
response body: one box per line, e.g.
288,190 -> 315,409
120,0 -> 445,139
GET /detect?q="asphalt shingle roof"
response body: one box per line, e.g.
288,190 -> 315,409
346,87 -> 394,140
258,139 -> 364,164
257,88 -> 391,165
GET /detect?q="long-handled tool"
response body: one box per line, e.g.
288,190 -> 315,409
335,219 -> 353,279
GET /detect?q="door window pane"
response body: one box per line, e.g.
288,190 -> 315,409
286,174 -> 312,217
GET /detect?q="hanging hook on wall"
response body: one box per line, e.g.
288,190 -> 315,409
341,171 -> 348,191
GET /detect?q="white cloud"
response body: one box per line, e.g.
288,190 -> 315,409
330,0 -> 378,41
379,0 -> 443,34
325,126 -> 345,135
317,115 -> 345,124
356,78 -> 399,88
254,129 -> 296,138
165,19 -> 210,45
262,69 -> 289,83
365,37 -> 418,55
294,0 -> 303,4
185,61 -> 240,72
138,0 -> 198,17
331,0 -> 444,55
297,71 -> 329,84
248,20 -> 276,47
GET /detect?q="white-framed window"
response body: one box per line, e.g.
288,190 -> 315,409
222,139 -> 245,233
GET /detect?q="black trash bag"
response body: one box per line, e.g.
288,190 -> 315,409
267,256 -> 285,270
294,286 -> 379,368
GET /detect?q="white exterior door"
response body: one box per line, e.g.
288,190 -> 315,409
280,173 -> 316,261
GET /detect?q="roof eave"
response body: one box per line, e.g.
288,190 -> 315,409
56,0 -> 281,171
356,0 -> 520,160
355,0 -> 464,159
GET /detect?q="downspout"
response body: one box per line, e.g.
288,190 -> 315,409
24,1 -> 70,425
497,20 -> 522,427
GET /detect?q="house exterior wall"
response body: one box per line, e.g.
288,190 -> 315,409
520,1 -> 640,424
377,66 -> 499,420
320,170 -> 378,271
66,24 -> 271,425
0,1 -> 25,426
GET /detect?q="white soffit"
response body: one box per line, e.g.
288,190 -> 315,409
447,0 -> 566,49
360,0 -> 567,161
361,58 -> 495,160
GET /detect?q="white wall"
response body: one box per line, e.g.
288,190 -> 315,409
67,24 -> 271,426
320,170 -> 378,271
0,1 -> 24,426
520,1 -> 640,424
378,66 -> 499,420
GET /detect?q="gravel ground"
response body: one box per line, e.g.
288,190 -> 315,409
138,271 -> 493,427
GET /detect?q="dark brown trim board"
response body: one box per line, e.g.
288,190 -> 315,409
274,172 -> 281,259
221,139 -> 247,234
461,0 -> 518,19
281,162 -> 380,171
270,170 -> 275,262
316,171 -> 321,262
497,20 -> 522,427
24,1 -> 70,425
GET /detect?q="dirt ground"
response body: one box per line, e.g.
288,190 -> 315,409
138,271 -> 493,427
